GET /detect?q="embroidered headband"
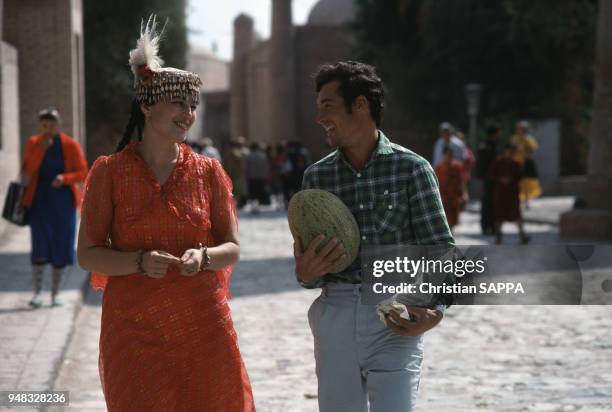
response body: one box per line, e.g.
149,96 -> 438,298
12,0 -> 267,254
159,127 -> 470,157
129,16 -> 202,106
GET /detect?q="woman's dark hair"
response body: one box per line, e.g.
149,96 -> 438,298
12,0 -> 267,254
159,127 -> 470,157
39,113 -> 58,122
38,107 -> 60,122
443,145 -> 453,156
116,99 -> 145,152
314,61 -> 385,127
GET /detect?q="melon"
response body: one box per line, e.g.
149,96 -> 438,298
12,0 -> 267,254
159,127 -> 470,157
288,189 -> 360,273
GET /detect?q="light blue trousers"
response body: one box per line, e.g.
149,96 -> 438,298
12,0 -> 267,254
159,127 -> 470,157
308,283 -> 423,412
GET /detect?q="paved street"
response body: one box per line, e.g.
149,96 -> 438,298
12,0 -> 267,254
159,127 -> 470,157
0,225 -> 87,412
1,197 -> 611,411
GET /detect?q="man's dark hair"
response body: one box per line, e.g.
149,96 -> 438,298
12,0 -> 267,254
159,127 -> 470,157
314,61 -> 385,127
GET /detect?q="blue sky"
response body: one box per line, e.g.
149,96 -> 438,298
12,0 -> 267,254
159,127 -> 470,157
187,0 -> 320,60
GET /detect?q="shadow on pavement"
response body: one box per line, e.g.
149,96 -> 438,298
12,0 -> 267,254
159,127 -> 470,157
231,257 -> 299,298
82,256 -> 300,305
81,256 -> 299,306
0,306 -> 46,315
456,231 -> 560,245
237,209 -> 288,220
0,252 -> 84,292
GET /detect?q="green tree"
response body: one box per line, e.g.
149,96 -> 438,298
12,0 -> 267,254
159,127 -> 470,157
353,0 -> 597,175
83,0 -> 187,162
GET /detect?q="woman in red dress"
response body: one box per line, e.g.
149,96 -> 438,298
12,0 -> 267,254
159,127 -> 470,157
488,143 -> 529,245
77,17 -> 255,411
435,146 -> 465,232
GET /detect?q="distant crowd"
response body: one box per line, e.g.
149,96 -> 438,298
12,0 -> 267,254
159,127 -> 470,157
189,137 -> 311,214
433,120 -> 541,243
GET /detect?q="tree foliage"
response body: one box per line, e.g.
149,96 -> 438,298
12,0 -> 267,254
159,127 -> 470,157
83,0 -> 187,161
353,0 -> 597,174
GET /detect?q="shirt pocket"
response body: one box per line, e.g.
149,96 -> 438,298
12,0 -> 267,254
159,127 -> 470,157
373,189 -> 408,233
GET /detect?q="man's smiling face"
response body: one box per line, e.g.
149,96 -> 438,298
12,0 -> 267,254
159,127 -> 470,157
316,81 -> 360,148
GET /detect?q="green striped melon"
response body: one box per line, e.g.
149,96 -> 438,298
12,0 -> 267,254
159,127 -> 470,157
288,189 -> 360,273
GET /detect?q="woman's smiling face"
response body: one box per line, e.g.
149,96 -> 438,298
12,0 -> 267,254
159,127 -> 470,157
144,96 -> 198,143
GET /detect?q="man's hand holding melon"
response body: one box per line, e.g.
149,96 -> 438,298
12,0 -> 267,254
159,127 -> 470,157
294,235 -> 346,283
288,189 -> 361,283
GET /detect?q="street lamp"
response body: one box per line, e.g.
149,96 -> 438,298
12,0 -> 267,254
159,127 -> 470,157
464,83 -> 482,149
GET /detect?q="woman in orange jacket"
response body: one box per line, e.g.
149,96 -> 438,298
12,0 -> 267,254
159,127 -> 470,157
22,108 -> 88,307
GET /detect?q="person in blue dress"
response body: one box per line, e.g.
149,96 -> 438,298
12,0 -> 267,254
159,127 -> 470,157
21,108 -> 88,307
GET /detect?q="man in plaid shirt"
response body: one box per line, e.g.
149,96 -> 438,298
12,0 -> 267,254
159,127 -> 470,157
294,61 -> 454,412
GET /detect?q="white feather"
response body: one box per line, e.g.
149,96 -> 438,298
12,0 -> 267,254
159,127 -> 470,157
129,15 -> 165,78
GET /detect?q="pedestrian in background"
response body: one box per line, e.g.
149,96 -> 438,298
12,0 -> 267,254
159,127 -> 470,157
456,130 -> 475,205
489,143 -> 529,244
476,124 -> 500,235
510,120 -> 542,208
271,142 -> 290,209
200,136 -> 222,162
245,142 -> 270,214
286,140 -> 311,204
435,146 -> 465,232
21,108 -> 88,307
224,136 -> 248,208
432,122 -> 465,167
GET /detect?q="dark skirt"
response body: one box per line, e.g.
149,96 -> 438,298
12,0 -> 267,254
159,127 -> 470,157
494,182 -> 521,222
29,137 -> 76,268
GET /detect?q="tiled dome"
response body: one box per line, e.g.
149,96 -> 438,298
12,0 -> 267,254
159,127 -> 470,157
307,0 -> 357,26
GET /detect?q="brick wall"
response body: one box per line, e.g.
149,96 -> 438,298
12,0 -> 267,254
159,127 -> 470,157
4,0 -> 85,153
202,91 -> 230,150
295,25 -> 354,160
246,42 -> 272,145
187,50 -> 230,143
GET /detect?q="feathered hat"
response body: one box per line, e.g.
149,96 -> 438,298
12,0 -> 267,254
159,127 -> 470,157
129,16 -> 202,106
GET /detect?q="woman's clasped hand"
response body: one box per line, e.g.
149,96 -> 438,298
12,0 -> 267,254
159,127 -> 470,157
139,248 -> 206,278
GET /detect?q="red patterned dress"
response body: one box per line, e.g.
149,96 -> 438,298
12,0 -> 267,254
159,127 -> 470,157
81,142 -> 255,411
435,160 -> 464,228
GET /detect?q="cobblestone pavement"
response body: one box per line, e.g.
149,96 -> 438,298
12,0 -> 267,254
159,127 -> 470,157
0,225 -> 87,412
38,202 -> 612,411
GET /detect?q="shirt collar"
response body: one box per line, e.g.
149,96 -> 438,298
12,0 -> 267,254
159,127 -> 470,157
328,130 -> 394,165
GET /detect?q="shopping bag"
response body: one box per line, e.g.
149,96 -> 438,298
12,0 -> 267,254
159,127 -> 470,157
2,181 -> 28,226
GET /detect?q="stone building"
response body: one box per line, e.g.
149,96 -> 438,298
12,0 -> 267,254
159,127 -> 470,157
0,0 -> 85,235
186,45 -> 230,144
201,0 -> 433,161
202,0 -> 358,159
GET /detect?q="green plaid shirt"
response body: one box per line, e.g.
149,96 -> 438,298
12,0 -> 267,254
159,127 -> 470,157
299,131 -> 454,288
